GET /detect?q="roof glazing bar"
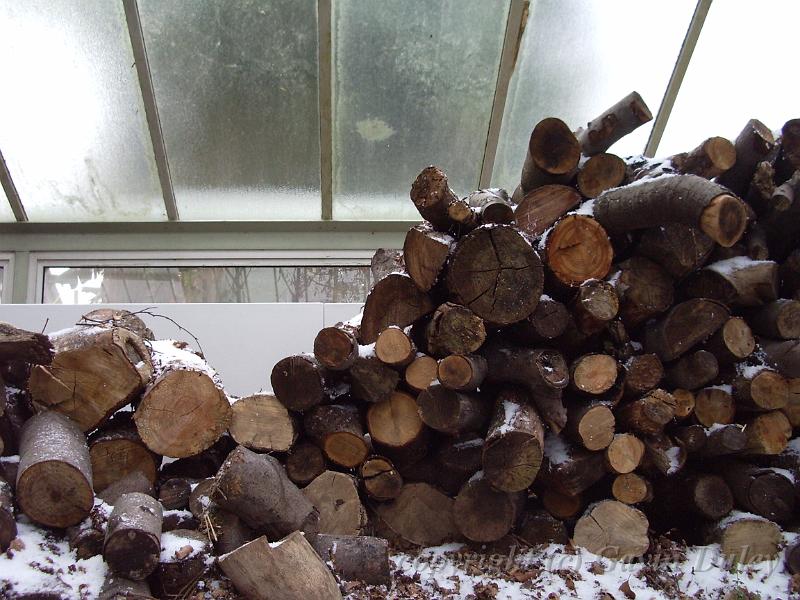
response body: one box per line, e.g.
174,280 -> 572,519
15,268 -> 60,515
0,148 -> 27,222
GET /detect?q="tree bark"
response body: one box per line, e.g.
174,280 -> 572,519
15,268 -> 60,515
468,188 -> 515,225
360,272 -> 435,344
0,322 -> 53,365
88,414 -> 159,493
514,184 -> 581,237
721,460 -> 795,523
748,299 -> 800,339
517,509 -> 570,545
539,435 -> 606,496
565,400 -> 615,451
577,153 -> 627,198
716,119 -> 776,196
734,369 -> 789,411
681,257 -> 779,307
99,574 -> 154,600
665,350 -> 719,390
575,91 -> 653,156
416,383 -> 489,435
644,298 -> 729,361
0,478 -> 16,552
671,136 -> 736,179
609,256 -> 674,328
97,470 -> 155,506
775,118 -> 800,182
571,280 -> 620,335
506,295 -> 570,344
104,492 -> 162,581
349,355 -> 399,404
409,165 -> 459,230
309,534 -> 391,586
304,404 -> 370,469
616,389 -> 676,436
760,338 -> 800,378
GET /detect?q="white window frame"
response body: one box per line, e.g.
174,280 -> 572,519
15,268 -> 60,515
27,250 -> 373,304
0,252 -> 13,303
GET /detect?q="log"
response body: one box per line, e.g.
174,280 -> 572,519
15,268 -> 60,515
303,404 -> 370,468
709,512 -> 781,564
314,322 -> 359,371
672,388 -> 696,419
366,390 -> 428,466
453,474 -> 524,542
161,510 -> 199,533
703,316 -> 755,364
571,280 -> 620,335
671,136 -> 736,179
661,471 -> 733,520
213,445 -> 318,538
482,387 -> 544,492
506,295 -> 570,344
89,413 -> 159,493
716,119 -> 776,196
99,574 -> 154,600
467,188 -> 515,225
787,539 -> 800,576
0,478 -> 16,552
285,440 -> 327,487
447,225 -> 544,325
78,308 -> 154,341
302,471 -> 367,536
721,460 -> 795,523
694,387 -> 736,427
152,529 -> 210,598
733,369 -> 789,411
309,534 -> 391,586
771,171 -> 800,214
437,354 -> 487,391
447,197 -> 480,232
349,355 -> 400,404
359,455 -> 403,501
572,500 -> 650,559
375,326 -> 416,368
604,433 -> 645,474
230,393 -> 296,453
577,153 -> 627,198
540,434 -> 606,496
159,435 -> 235,481
373,482 -> 457,546
760,338 -> 800,378
516,509 -> 569,545
642,433 -> 686,477
0,387 -> 32,456
514,184 -> 581,237
271,354 -> 326,412
158,478 -> 193,511
218,532 -> 342,600
410,165 -> 459,231
783,378 -> 800,427
565,401 -> 615,451
612,473 -> 653,505
371,248 -> 405,282
594,174 -> 748,247
29,326 -> 151,431
541,488 -> 583,520
416,383 -> 489,435
643,298 -> 729,361
404,354 -> 438,393
610,256 -> 674,328
673,424 -> 708,454
570,353 -> 618,395
743,411 -> 792,455
700,424 -> 747,458
104,492 -> 162,580
16,411 -> 93,528
775,118 -> 800,181
681,257 -> 779,307
575,91 -> 653,156
665,350 -> 719,390
637,223 -> 714,279
623,354 -> 664,397
616,389 -> 676,435
747,299 -> 800,339
360,272 -> 435,344
67,502 -> 110,559
543,214 -> 614,287
97,470 -> 155,506
520,118 -> 581,192
0,321 -> 53,364
402,223 -> 454,292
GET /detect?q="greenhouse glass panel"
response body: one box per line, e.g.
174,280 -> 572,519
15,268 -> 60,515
492,0 -> 696,192
0,0 -> 165,222
139,0 -> 321,220
332,0 -> 510,220
657,0 -> 800,157
0,195 -> 15,223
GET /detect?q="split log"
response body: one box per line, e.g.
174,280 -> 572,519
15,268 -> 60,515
97,471 -> 155,506
681,257 -> 779,307
671,136 -> 736,179
158,478 -> 193,511
570,353 -> 618,395
760,338 -> 800,378
643,298 -> 729,361
571,280 -> 620,335
733,369 -> 788,411
99,574 -> 154,600
218,532 -> 342,600
29,326 -> 151,431
747,299 -> 800,339
304,404 -> 370,468
565,401 -> 615,451
721,460 -> 795,523
375,326 -> 416,368
360,272 -> 435,344
539,434 -> 606,496
447,225 -> 543,325
373,482 -> 457,546
594,174 -> 748,247
468,188 -> 515,224
152,529 -> 210,598
665,350 -> 719,390
605,433 -> 645,474
309,534 -> 391,586
577,153 -> 627,198
516,509 -> 569,545
89,414 -> 159,493
453,474 -> 524,542
285,441 -> 326,487
572,500 -> 650,559
514,184 -> 581,237
575,91 -> 653,156
437,354 -> 487,391
104,492 -> 162,580
230,393 -> 296,453
543,214 -> 614,287
16,411 -> 93,528
271,354 -> 326,412
404,354 -> 438,393
694,387 -> 735,427
314,322 -> 359,371
359,455 -> 403,501
367,390 -> 428,466
0,478 -> 16,551
349,355 -> 399,404
505,295 -> 570,344
703,317 -> 755,364
612,473 -> 653,505
743,411 -> 792,455
623,354 -> 664,397
609,256 -> 674,327
213,445 -> 318,538
302,471 -> 367,535
637,223 -> 714,279
716,119 -> 776,196
616,389 -> 676,436
482,387 -> 544,492
520,118 -> 581,192
708,512 -> 781,564
416,383 -> 489,435
0,322 -> 53,365
402,223 -> 453,292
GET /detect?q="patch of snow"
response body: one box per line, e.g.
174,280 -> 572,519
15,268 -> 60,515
147,339 -> 222,387
358,343 -> 377,359
160,530 -> 206,563
706,256 -> 771,277
666,446 -> 682,475
544,433 -> 570,465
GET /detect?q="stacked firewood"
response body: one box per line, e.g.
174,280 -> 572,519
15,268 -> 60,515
0,93 -> 799,599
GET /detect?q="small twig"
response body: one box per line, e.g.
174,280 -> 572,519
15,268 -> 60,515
127,307 -> 205,356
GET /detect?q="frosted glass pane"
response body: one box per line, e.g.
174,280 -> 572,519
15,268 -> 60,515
43,266 -> 373,304
333,0 -> 509,220
658,1 -> 800,157
0,1 -> 165,222
492,0 -> 696,192
0,195 -> 15,222
139,0 -> 321,220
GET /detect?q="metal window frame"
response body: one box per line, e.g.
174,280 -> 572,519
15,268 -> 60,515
28,250 -> 373,304
0,252 -> 14,303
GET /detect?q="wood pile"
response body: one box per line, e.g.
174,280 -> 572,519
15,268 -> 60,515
0,98 -> 799,598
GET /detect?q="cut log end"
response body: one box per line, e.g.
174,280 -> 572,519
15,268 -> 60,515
572,500 -> 650,559
546,215 -> 613,286
699,194 -> 749,247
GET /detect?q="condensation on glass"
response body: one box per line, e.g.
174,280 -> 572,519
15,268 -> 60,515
0,194 -> 15,223
332,0 -> 510,220
139,0 -> 321,220
0,1 -> 165,222
492,0 -> 696,192
657,0 -> 800,157
43,266 -> 373,304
